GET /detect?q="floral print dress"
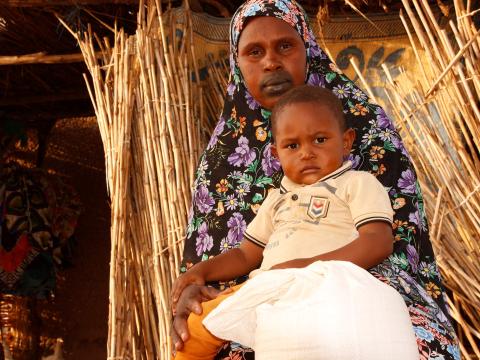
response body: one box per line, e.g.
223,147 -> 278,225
180,1 -> 460,359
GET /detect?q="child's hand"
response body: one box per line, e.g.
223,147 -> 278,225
171,270 -> 206,312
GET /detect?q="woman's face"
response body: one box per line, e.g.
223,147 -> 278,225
237,16 -> 307,110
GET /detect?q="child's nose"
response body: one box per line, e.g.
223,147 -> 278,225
300,147 -> 315,160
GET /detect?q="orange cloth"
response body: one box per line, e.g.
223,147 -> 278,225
174,284 -> 244,360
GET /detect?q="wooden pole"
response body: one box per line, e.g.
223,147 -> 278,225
0,52 -> 102,66
3,0 -> 139,7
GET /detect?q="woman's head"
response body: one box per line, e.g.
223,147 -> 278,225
229,0 -> 322,110
237,16 -> 306,110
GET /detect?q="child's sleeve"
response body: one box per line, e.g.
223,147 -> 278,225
345,172 -> 394,229
243,190 -> 278,248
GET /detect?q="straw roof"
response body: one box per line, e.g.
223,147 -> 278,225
0,0 -> 451,133
0,3 -> 139,131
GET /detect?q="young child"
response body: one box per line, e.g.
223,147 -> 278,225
172,85 -> 419,360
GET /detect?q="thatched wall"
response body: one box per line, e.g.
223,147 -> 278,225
72,2 -> 480,359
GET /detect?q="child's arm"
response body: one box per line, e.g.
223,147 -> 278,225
270,221 -> 393,270
172,239 -> 263,305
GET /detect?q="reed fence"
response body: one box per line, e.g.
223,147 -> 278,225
63,0 -> 479,357
353,0 -> 480,357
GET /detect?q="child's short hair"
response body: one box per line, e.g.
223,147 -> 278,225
271,85 -> 347,137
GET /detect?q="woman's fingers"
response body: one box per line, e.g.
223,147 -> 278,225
172,280 -> 185,303
200,284 -> 221,301
170,284 -> 222,352
171,284 -> 203,351
171,312 -> 187,352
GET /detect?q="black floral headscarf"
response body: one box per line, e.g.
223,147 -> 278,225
181,1 -> 459,358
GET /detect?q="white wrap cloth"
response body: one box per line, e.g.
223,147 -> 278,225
203,261 -> 419,360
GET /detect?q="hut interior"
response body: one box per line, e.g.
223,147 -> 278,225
1,0 -> 478,359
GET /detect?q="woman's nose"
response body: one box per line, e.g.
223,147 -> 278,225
263,51 -> 282,71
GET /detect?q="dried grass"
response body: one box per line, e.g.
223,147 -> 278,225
353,0 -> 480,357
58,1 -> 223,358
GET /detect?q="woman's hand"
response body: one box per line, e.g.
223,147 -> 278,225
171,270 -> 206,312
171,284 -> 220,352
270,258 -> 311,270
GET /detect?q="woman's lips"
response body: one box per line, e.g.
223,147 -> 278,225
263,80 -> 292,95
260,72 -> 293,96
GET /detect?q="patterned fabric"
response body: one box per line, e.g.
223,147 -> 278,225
0,160 -> 82,298
181,1 -> 460,359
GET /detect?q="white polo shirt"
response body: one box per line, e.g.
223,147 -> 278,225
244,161 -> 394,271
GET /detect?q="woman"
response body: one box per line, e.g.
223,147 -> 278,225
176,1 -> 459,359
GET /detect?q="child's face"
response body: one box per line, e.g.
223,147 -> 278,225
271,102 -> 355,185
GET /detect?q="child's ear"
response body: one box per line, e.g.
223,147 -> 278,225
343,128 -> 355,157
271,143 -> 279,159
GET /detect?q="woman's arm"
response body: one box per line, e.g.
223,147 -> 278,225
270,221 -> 393,270
172,239 -> 263,305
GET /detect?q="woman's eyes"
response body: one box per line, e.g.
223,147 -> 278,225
279,42 -> 292,51
248,48 -> 262,57
247,42 -> 292,57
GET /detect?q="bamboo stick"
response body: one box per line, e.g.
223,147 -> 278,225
4,0 -> 138,5
368,2 -> 480,356
66,2 -> 221,357
0,51 -> 102,65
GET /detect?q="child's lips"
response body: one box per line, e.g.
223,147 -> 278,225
300,166 -> 320,174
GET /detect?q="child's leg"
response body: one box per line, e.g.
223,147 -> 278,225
174,284 -> 244,360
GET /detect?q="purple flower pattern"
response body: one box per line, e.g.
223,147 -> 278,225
375,107 -> 395,130
261,144 -> 281,176
227,82 -> 236,97
227,136 -> 256,167
245,91 -> 260,110
307,73 -> 325,87
195,185 -> 215,214
348,154 -> 361,168
225,194 -> 238,210
195,222 -> 213,256
406,244 -> 420,273
332,84 -> 351,99
207,117 -> 226,150
226,212 -> 246,245
398,169 -> 417,194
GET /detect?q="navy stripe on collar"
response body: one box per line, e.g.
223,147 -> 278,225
319,162 -> 352,182
279,161 -> 353,192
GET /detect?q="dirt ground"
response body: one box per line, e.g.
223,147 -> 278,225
42,118 -> 110,360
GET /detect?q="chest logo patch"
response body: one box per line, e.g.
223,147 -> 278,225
307,196 -> 330,219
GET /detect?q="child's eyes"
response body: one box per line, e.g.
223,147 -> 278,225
286,143 -> 298,150
314,137 -> 326,144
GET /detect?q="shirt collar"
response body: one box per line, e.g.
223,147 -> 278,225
279,161 -> 353,194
